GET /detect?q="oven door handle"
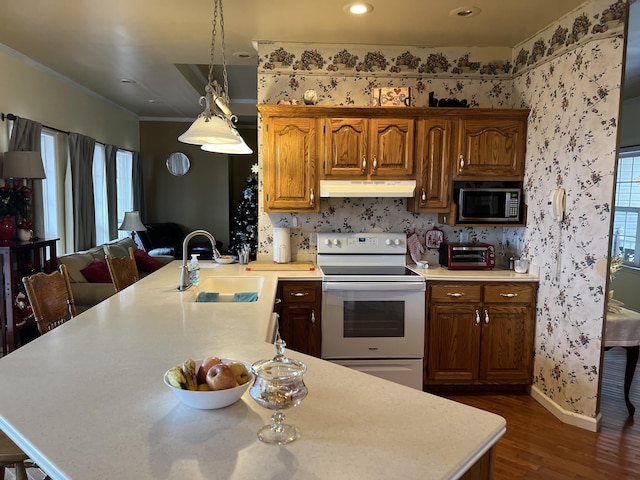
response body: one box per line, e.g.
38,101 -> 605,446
323,281 -> 426,292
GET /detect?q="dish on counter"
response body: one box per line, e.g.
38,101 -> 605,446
215,255 -> 238,264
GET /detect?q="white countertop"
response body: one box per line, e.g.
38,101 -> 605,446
0,260 -> 505,480
411,264 -> 540,282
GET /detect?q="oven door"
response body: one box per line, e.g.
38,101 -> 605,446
321,281 -> 425,359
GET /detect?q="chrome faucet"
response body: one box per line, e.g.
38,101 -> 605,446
178,229 -> 219,291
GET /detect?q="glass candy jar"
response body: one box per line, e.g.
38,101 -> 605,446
250,338 -> 308,445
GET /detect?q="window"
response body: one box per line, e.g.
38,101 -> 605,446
41,130 -> 60,241
116,150 -> 133,238
93,144 -> 109,244
612,147 -> 640,266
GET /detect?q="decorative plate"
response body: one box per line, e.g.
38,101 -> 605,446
425,226 -> 444,249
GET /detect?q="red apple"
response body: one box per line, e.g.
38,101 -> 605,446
197,356 -> 222,384
206,363 -> 237,391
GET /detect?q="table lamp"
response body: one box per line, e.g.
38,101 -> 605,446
118,211 -> 147,241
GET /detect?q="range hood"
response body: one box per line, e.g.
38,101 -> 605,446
319,180 -> 416,198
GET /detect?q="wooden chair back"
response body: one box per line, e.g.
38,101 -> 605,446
22,263 -> 76,336
105,247 -> 139,292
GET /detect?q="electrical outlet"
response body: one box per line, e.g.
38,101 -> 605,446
309,232 -> 317,247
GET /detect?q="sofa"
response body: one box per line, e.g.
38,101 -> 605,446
136,222 -> 222,260
58,237 -> 173,313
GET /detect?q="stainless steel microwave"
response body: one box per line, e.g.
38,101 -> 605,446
457,188 -> 521,223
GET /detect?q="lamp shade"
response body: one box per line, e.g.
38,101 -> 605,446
118,211 -> 147,232
2,151 -> 46,179
178,116 -> 243,145
201,135 -> 253,154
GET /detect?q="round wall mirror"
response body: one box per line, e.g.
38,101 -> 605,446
166,152 -> 190,176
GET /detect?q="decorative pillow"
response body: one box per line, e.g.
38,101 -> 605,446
59,253 -> 95,283
80,258 -> 112,283
134,249 -> 164,272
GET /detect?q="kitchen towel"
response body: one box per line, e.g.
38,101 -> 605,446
196,292 -> 219,302
234,292 -> 258,302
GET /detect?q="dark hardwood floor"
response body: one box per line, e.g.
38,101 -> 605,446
445,347 -> 640,479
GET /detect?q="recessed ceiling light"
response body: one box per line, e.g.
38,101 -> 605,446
450,6 -> 481,18
343,3 -> 374,15
120,78 -> 136,84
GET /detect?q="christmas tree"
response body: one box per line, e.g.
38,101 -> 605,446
229,164 -> 258,259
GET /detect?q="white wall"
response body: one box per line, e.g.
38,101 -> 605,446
0,45 -> 139,153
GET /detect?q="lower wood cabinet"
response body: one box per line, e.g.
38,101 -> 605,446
425,281 -> 537,389
275,281 -> 322,357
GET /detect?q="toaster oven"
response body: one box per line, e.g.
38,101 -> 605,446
439,243 -> 496,270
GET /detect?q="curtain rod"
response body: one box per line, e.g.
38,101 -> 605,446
1,112 -> 135,153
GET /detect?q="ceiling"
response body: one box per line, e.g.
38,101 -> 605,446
0,0 -> 638,123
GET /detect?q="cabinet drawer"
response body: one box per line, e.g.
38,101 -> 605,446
483,283 -> 535,303
280,282 -> 319,303
429,284 -> 482,303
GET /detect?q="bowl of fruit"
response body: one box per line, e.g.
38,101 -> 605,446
164,356 -> 254,409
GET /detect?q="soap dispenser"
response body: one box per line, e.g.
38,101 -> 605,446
189,254 -> 200,284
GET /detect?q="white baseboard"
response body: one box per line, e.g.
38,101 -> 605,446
529,385 -> 601,432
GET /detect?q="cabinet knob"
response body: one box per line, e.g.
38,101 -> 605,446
291,292 -> 309,297
311,309 -> 316,325
361,156 -> 367,173
459,155 -> 465,170
421,189 -> 426,203
484,310 -> 490,324
500,293 -> 518,298
372,155 -> 378,173
274,298 -> 282,304
309,188 -> 315,206
447,292 -> 464,298
475,309 -> 480,325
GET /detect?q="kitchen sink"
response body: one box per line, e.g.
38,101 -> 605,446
184,276 -> 264,303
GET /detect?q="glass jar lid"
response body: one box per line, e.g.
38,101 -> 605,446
251,338 -> 307,380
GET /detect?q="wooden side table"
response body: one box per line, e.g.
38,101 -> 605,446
0,238 -> 59,355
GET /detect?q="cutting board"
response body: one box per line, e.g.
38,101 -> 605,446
245,261 -> 315,271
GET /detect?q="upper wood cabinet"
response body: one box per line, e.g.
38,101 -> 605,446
260,110 -> 319,212
407,118 -> 453,213
323,117 -> 414,179
453,112 -> 528,180
258,105 -> 529,213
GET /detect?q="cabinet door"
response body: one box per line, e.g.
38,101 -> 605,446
409,118 -> 453,212
369,118 -> 414,178
276,281 -> 322,357
454,117 -> 526,179
479,305 -> 533,383
263,117 -> 319,212
279,304 -> 321,358
323,118 -> 368,178
427,304 -> 481,382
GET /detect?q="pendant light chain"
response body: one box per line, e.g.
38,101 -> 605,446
207,0 -> 230,105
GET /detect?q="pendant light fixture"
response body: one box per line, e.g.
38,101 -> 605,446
178,0 -> 250,154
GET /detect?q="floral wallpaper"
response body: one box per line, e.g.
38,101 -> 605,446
511,1 -> 626,418
256,0 -> 627,421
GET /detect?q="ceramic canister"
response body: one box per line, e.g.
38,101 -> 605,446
273,227 -> 291,263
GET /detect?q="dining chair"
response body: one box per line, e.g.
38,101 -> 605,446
105,246 -> 140,292
0,430 -> 28,480
23,264 -> 77,335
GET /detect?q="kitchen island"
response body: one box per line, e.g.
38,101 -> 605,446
0,261 -> 505,479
